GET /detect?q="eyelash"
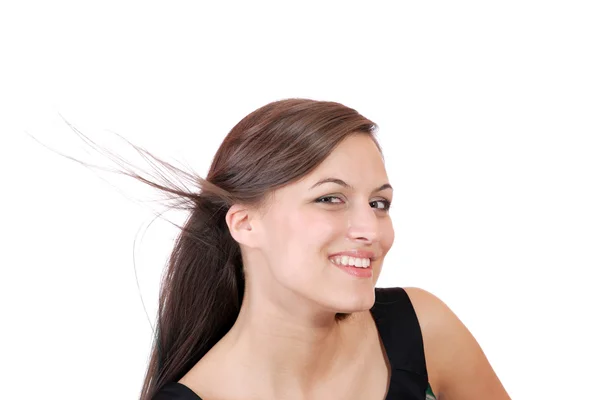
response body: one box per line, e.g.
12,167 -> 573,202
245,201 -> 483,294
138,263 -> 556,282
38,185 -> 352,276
315,196 -> 392,211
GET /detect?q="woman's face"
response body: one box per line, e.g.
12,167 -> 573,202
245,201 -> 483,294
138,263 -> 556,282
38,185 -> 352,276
249,133 -> 395,316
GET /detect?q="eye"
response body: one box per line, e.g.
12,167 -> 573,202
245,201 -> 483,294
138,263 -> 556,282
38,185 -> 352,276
315,196 -> 392,212
315,195 -> 344,205
370,199 -> 392,211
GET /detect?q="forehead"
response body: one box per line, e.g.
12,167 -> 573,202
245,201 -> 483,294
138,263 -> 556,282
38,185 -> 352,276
292,134 -> 388,193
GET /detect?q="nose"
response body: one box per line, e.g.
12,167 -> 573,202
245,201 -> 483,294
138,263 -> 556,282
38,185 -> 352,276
346,201 -> 379,244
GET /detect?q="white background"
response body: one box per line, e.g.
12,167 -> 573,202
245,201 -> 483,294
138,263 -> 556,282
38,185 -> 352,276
1,1 -> 599,399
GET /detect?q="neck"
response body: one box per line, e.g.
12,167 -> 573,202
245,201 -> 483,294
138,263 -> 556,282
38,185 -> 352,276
220,288 -> 366,394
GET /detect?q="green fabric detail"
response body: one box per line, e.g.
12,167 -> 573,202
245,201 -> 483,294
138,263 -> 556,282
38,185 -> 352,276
426,383 -> 437,400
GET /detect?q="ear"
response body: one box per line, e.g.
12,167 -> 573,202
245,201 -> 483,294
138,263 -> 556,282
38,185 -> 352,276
225,204 -> 260,248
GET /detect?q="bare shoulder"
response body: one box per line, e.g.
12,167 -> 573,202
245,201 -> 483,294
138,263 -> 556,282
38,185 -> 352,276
403,287 -> 511,400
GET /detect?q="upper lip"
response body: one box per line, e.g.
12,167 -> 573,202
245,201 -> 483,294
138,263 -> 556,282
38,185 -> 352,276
328,250 -> 376,260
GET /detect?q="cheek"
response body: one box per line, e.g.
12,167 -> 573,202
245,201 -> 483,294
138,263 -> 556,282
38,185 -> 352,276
285,210 -> 340,259
381,219 -> 395,253
267,210 -> 340,279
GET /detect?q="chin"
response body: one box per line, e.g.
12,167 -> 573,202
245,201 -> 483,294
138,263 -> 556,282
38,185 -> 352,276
329,286 -> 376,315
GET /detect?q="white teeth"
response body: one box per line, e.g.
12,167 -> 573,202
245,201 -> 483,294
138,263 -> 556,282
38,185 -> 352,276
329,256 -> 371,268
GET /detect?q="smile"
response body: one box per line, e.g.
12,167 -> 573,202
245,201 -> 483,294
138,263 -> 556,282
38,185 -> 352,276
328,256 -> 373,278
328,255 -> 371,268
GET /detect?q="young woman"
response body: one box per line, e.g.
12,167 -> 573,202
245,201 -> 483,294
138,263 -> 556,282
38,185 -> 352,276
137,99 -> 510,400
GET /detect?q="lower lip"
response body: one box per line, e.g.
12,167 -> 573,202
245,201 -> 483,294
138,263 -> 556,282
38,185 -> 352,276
330,260 -> 373,278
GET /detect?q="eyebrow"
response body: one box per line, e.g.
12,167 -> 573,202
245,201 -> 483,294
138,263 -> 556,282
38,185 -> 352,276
309,177 -> 393,193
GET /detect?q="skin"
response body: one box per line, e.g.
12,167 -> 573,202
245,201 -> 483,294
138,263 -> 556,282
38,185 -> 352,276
179,133 -> 511,400
405,287 -> 511,399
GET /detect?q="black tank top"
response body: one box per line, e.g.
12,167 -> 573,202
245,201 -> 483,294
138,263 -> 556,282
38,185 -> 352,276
154,287 -> 431,400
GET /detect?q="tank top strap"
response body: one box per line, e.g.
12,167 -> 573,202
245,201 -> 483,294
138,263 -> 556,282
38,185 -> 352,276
370,287 -> 429,399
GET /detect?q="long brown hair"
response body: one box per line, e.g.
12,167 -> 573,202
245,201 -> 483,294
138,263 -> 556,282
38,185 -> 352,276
95,98 -> 380,399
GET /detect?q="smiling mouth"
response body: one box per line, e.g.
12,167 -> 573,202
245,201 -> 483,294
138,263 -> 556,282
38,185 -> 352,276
328,255 -> 371,268
328,256 -> 373,278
